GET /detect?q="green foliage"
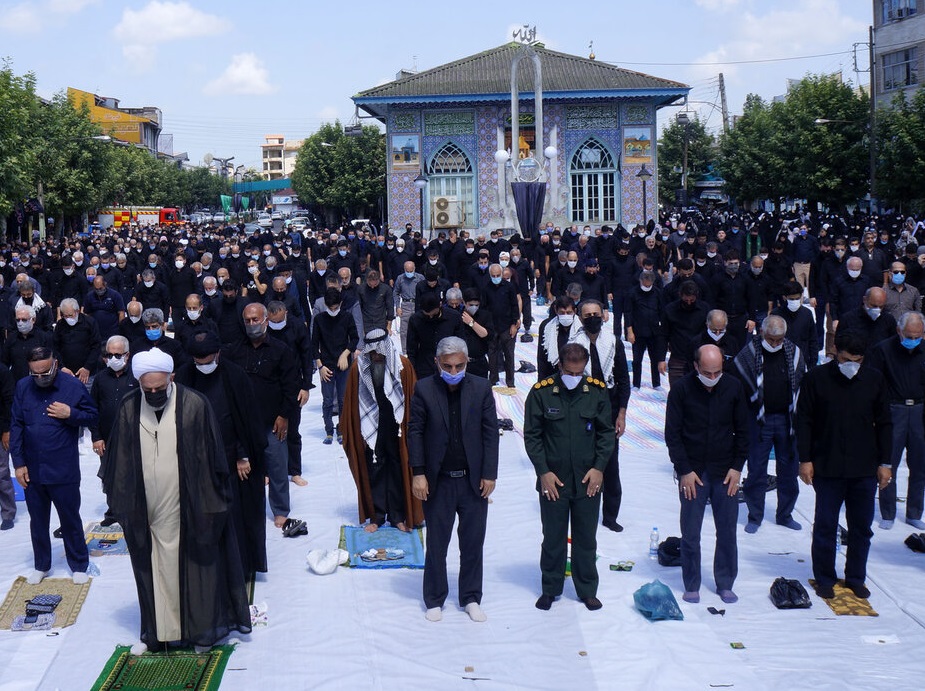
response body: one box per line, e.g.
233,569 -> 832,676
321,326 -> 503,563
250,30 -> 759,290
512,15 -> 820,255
657,115 -> 715,207
0,61 -> 40,218
876,89 -> 925,212
718,75 -> 868,209
291,121 -> 385,216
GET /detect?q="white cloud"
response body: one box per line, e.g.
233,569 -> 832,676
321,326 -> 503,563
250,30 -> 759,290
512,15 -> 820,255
694,0 -> 742,10
0,0 -> 98,30
113,1 -> 231,68
203,53 -> 276,96
317,106 -> 339,120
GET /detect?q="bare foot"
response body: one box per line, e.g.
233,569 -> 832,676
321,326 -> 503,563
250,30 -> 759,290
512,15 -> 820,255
274,516 -> 287,529
364,523 -> 379,533
291,475 -> 308,487
396,522 -> 410,532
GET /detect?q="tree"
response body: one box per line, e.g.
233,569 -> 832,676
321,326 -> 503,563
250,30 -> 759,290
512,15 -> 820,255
718,94 -> 780,207
657,116 -> 715,207
291,121 -> 385,222
876,89 -> 925,213
0,62 -> 39,231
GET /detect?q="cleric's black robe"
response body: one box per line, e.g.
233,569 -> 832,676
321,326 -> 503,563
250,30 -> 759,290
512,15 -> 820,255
100,385 -> 251,648
175,358 -> 268,574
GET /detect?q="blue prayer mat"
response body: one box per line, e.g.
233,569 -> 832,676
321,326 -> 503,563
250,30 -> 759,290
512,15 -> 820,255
341,525 -> 425,569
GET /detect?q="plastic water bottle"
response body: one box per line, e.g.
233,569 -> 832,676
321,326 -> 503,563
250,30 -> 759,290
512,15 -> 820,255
649,527 -> 659,560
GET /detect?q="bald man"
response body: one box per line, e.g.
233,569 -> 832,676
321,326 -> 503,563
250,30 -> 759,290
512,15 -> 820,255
665,344 -> 749,605
836,286 -> 898,349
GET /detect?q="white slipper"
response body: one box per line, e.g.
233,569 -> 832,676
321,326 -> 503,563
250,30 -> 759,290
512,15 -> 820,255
465,602 -> 487,622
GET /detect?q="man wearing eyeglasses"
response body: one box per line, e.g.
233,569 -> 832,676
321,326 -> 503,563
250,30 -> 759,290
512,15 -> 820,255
885,261 -> 922,322
89,336 -> 138,526
10,346 -> 99,585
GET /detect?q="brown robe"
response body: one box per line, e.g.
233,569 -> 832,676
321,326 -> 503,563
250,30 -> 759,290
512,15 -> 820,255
342,355 -> 424,527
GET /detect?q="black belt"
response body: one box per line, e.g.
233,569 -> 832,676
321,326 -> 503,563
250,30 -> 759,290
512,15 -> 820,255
441,469 -> 468,478
892,399 -> 924,406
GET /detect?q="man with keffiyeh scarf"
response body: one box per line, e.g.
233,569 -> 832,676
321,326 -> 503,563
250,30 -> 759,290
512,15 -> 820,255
342,329 -> 423,532
733,315 -> 805,534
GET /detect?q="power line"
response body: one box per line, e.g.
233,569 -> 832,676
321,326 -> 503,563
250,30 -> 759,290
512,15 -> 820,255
600,49 -> 853,67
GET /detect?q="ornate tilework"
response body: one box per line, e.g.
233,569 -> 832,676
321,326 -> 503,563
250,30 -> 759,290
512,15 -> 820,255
566,105 -> 618,130
392,112 -> 418,132
424,112 -> 475,136
624,104 -> 650,124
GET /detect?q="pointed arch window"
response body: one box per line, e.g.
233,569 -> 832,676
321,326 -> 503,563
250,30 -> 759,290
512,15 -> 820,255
427,142 -> 474,227
570,138 -> 619,223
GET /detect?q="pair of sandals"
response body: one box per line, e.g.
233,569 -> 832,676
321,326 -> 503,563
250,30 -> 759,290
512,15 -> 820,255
282,518 -> 307,538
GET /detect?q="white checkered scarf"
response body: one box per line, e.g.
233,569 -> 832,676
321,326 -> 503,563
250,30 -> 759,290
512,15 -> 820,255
357,337 -> 405,448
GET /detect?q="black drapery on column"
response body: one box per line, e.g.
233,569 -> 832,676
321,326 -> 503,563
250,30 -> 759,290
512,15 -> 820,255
511,182 -> 547,241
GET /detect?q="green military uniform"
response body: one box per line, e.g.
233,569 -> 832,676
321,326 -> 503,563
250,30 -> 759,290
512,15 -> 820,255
524,374 -> 615,600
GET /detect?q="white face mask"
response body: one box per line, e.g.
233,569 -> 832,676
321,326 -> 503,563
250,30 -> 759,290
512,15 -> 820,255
195,361 -> 218,375
107,355 -> 127,372
640,284 -> 653,292
500,260 -> 509,268
848,268 -> 861,279
327,308 -> 340,317
205,288 -> 217,297
175,260 -> 185,269
317,268 -> 326,276
567,260 -> 577,269
707,251 -> 717,258
64,316 -> 78,327
759,254 -> 769,260
708,330 -> 725,341
786,299 -> 802,312
560,373 -> 583,390
557,313 -> 574,327
696,260 -> 706,267
187,310 -> 201,321
143,280 -> 154,288
268,319 -> 286,331
64,268 -> 74,276
129,314 -> 141,323
866,307 -> 882,320
838,360 -> 861,379
762,340 -> 783,353
697,372 -> 722,388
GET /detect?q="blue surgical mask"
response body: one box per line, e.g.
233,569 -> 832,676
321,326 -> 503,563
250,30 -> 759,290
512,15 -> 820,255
404,271 -> 415,279
378,241 -> 385,247
145,328 -> 162,341
338,249 -> 347,257
440,369 -> 465,386
892,272 -> 906,286
490,276 -> 502,285
901,337 -> 922,350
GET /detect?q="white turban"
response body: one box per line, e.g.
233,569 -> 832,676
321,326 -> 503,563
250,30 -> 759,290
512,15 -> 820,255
131,347 -> 174,379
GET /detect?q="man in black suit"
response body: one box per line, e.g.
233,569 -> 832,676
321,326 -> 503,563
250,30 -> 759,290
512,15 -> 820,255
408,336 -> 499,624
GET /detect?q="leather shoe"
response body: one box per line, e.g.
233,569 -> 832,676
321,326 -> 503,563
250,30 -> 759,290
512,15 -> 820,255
535,594 -> 556,610
100,516 -> 118,528
582,596 -> 603,611
53,527 -> 62,538
0,519 -> 13,531
845,580 -> 870,599
602,519 -> 624,533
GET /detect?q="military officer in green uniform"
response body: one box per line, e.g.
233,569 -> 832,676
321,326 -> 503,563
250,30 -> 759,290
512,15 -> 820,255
524,342 -> 615,611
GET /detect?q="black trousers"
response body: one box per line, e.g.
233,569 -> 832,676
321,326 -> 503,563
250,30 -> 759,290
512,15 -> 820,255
601,442 -> 621,524
812,475 -> 876,588
366,438 -> 405,526
631,336 -> 661,388
520,293 -> 533,330
25,481 -> 88,573
488,331 -> 515,387
287,405 -> 302,476
422,475 -> 488,608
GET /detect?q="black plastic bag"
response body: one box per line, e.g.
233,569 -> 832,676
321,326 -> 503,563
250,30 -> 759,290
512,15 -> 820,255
769,577 -> 812,609
658,536 -> 682,567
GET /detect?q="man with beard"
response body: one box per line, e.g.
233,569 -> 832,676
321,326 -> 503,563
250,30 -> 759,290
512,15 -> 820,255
342,329 -> 422,532
175,331 -> 268,578
101,348 -> 251,654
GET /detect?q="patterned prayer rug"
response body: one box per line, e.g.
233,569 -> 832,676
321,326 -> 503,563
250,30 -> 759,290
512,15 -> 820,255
340,525 -> 426,569
808,580 -> 879,616
0,576 -> 91,630
91,645 -> 235,691
85,521 -> 130,557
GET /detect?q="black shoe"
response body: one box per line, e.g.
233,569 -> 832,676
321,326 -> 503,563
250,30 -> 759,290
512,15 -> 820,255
535,594 -> 556,610
814,582 -> 835,599
602,519 -> 624,533
53,528 -> 62,538
100,516 -> 118,528
582,596 -> 603,611
845,580 -> 870,599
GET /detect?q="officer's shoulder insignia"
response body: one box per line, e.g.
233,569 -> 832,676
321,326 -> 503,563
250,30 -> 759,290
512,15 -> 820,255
533,381 -> 542,389
545,378 -> 554,386
586,376 -> 594,383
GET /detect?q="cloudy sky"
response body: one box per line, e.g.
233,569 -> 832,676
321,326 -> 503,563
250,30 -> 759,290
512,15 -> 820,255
1,0 -> 872,170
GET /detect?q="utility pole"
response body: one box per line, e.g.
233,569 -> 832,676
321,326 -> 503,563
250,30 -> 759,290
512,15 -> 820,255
718,73 -> 730,135
868,25 -> 877,213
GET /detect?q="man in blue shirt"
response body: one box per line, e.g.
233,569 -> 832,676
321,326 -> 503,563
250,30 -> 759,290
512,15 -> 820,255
11,346 -> 99,585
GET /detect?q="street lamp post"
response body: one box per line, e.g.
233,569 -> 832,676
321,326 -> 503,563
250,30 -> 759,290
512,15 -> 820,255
636,163 -> 652,225
414,172 -> 428,238
676,112 -> 691,207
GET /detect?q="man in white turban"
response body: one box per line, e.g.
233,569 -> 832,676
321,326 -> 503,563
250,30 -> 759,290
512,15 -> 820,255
101,347 -> 251,654
342,330 -> 422,532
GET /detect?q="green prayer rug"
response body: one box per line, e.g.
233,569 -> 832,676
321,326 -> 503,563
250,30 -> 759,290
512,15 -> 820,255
91,644 -> 235,691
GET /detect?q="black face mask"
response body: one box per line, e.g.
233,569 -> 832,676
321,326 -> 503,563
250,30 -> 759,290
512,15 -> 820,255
144,388 -> 169,410
582,315 -> 603,335
34,363 -> 58,388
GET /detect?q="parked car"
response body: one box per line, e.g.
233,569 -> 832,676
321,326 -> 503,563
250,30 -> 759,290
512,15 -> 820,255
258,213 -> 273,229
